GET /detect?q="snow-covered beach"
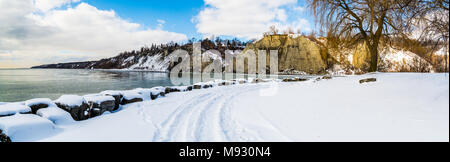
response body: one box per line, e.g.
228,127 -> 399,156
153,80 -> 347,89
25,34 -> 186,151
1,73 -> 446,142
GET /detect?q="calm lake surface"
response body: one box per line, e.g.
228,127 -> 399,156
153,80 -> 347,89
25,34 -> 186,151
0,69 -> 308,102
0,69 -> 175,102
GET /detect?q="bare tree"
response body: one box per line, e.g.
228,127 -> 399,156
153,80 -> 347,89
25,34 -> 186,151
413,0 -> 449,72
308,0 -> 416,72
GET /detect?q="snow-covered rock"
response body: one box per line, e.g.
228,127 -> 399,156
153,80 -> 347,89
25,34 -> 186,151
0,103 -> 31,117
83,94 -> 116,117
149,87 -> 166,100
120,91 -> 143,105
25,98 -> 55,114
100,90 -> 123,110
0,114 -> 56,142
167,86 -> 191,92
37,107 -> 74,125
54,95 -> 89,121
131,88 -> 154,101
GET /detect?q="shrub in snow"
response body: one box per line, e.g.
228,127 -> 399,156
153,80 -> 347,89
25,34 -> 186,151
0,129 -> 11,142
0,114 -> 55,142
120,91 -> 143,105
54,95 -> 90,121
37,107 -> 74,125
83,94 -> 116,117
25,98 -> 55,114
0,103 -> 31,117
100,90 -> 123,111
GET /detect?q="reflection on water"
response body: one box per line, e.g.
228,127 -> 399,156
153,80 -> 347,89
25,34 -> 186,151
0,69 -> 311,102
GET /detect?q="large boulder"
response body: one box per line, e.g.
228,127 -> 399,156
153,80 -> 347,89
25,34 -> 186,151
241,35 -> 329,74
0,103 -> 31,117
25,98 -> 54,114
83,94 -> 116,117
54,95 -> 90,121
100,90 -> 123,111
120,91 -> 143,105
37,107 -> 74,125
0,114 -> 55,142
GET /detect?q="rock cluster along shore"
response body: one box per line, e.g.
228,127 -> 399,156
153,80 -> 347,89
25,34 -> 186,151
0,76 -> 326,142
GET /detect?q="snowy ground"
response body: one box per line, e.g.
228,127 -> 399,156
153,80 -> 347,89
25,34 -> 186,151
21,73 -> 449,142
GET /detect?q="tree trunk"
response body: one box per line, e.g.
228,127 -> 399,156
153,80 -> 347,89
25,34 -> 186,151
368,44 -> 379,72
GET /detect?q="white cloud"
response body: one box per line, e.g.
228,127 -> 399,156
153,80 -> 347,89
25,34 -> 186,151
34,0 -> 80,12
157,19 -> 166,29
194,0 -> 311,39
0,0 -> 187,68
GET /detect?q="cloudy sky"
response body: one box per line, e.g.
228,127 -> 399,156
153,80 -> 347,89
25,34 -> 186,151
0,0 -> 313,68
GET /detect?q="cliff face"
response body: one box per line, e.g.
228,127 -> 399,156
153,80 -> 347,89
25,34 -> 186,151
241,35 -> 331,74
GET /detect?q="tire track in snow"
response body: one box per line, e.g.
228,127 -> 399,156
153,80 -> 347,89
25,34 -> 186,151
152,83 -> 291,142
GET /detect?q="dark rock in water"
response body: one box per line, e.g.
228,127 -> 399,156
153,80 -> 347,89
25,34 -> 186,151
55,95 -> 90,121
359,78 -> 377,84
187,86 -> 193,91
202,84 -> 211,89
0,129 -> 11,142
